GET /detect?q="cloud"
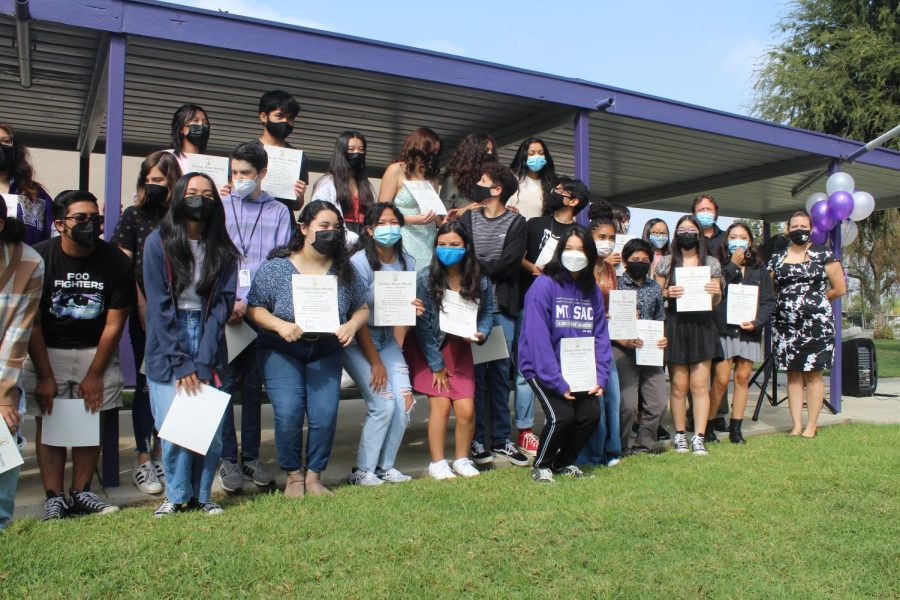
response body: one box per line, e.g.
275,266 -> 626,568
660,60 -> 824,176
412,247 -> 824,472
161,0 -> 333,31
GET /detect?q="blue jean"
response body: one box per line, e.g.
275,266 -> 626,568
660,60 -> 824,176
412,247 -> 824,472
474,312 -> 516,447
342,326 -> 413,473
514,310 -> 535,430
257,344 -> 342,473
149,310 -> 223,504
576,357 -> 622,465
0,389 -> 24,529
219,340 -> 262,462
128,316 -> 155,454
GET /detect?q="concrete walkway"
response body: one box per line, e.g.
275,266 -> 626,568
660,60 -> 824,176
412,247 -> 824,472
11,378 -> 900,520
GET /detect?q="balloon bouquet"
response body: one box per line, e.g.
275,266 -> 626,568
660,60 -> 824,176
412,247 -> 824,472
804,172 -> 876,247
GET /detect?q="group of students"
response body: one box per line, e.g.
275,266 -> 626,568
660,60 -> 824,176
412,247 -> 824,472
0,89 -> 846,526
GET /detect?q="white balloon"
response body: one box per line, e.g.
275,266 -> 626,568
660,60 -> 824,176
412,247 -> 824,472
849,190 -> 875,221
840,219 -> 858,247
805,191 -> 827,213
826,172 -> 855,196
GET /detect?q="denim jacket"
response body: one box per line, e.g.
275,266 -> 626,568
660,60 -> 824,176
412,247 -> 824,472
414,270 -> 494,372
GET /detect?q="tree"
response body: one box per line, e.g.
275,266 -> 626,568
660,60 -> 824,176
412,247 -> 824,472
843,209 -> 900,323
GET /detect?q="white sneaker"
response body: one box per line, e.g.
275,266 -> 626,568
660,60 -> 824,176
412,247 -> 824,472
347,469 -> 384,486
451,457 -> 480,478
376,467 -> 412,483
606,458 -> 622,467
428,460 -> 456,480
132,461 -> 163,495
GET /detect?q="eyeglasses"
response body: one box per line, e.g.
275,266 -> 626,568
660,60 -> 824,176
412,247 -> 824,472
65,213 -> 104,225
675,229 -> 698,235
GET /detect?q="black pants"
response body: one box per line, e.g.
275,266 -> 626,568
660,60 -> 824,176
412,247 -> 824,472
528,378 -> 600,470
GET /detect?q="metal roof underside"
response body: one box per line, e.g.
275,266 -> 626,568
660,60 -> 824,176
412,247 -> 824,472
0,5 -> 897,221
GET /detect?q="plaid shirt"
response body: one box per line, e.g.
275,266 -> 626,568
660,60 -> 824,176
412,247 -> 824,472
0,242 -> 44,406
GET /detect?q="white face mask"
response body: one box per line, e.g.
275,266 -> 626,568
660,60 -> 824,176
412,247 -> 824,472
233,178 -> 258,198
595,240 -> 615,257
561,250 -> 588,272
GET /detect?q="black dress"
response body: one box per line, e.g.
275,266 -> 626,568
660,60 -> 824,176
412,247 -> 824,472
768,245 -> 837,371
655,255 -> 723,364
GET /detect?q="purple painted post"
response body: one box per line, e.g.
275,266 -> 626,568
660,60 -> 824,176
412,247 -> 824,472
574,110 -> 590,227
828,162 -> 843,413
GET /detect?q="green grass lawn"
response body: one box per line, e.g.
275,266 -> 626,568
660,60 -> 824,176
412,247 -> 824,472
3,424 -> 898,599
875,339 -> 900,378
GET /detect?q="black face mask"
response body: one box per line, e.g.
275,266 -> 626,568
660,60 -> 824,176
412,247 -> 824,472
185,124 -> 210,147
789,229 -> 811,245
183,195 -> 216,222
676,232 -> 700,249
0,144 -> 14,171
484,152 -> 497,162
547,191 -> 568,211
625,261 -> 651,281
346,152 -> 365,170
69,217 -> 102,249
265,120 -> 294,140
143,184 -> 169,209
310,229 -> 341,256
471,184 -> 494,202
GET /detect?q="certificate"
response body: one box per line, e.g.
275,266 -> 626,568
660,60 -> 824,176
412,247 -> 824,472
438,290 -> 478,339
0,423 -> 24,475
291,274 -> 340,333
560,337 -> 597,393
158,385 -> 231,455
403,180 -> 447,216
727,284 -> 759,325
535,237 -> 558,267
607,290 -> 638,340
261,145 -> 303,200
1,194 -> 22,218
675,266 -> 712,312
184,153 -> 230,190
472,325 -> 510,365
374,271 -> 417,326
635,320 -> 665,367
41,398 -> 100,447
225,320 -> 258,363
613,234 -> 637,275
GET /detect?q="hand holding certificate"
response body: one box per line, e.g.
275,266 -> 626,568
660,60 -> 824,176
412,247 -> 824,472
402,180 -> 447,216
635,320 -> 665,366
291,274 -> 340,333
0,423 -> 24,475
41,398 -> 100,447
608,290 -> 638,339
560,337 -> 597,393
261,145 -> 303,200
727,284 -> 759,325
374,271 -> 417,326
472,325 -> 510,365
439,290 -> 478,339
675,266 -> 712,312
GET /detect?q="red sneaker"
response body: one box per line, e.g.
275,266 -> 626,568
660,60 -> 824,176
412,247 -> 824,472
517,430 -> 539,457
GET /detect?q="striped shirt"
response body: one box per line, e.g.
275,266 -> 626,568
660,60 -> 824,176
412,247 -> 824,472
0,242 -> 44,406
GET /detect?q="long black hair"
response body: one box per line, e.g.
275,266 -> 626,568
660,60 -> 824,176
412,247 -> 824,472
353,202 -> 410,272
0,122 -> 45,201
270,200 -> 354,285
159,173 -> 240,297
718,222 -> 762,267
428,220 -> 481,311
543,224 -> 598,295
670,214 -> 708,270
509,137 -> 557,211
170,104 -> 209,155
642,218 -> 671,256
0,196 -> 25,244
313,130 -> 376,218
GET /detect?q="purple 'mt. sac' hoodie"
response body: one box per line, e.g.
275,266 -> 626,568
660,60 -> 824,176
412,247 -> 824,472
518,273 -> 613,397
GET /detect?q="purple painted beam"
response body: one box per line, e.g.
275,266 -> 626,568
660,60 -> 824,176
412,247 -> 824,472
828,163 -> 843,413
574,110 -> 590,228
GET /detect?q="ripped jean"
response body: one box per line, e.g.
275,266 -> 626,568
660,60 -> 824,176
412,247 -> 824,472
342,326 -> 413,473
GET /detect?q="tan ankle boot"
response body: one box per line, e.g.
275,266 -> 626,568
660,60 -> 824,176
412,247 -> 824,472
284,470 -> 305,498
304,470 -> 334,497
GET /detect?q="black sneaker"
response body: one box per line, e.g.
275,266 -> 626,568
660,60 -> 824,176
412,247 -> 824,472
555,465 -> 587,478
491,440 -> 530,466
42,493 -> 69,521
470,441 -> 494,465
153,500 -> 180,518
705,426 -> 720,443
69,489 -> 120,516
656,425 -> 671,441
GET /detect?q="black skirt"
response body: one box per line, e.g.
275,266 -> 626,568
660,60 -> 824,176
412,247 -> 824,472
664,307 -> 723,365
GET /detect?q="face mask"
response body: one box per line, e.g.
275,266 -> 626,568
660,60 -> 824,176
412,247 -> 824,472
595,240 -> 615,257
695,211 -> 716,228
676,232 -> 700,249
183,195 -> 216,222
435,246 -> 466,266
185,124 -> 210,147
484,152 -> 496,162
69,217 -> 102,249
471,183 -> 494,203
526,155 -> 547,172
310,229 -> 341,256
561,250 -> 588,272
143,184 -> 168,208
233,178 -> 258,199
618,221 -> 630,235
649,234 -> 668,249
0,144 -> 14,171
625,261 -> 651,280
373,225 -> 401,247
265,119 -> 294,140
547,191 -> 568,211
346,152 -> 365,170
727,239 -> 750,253
789,229 -> 811,245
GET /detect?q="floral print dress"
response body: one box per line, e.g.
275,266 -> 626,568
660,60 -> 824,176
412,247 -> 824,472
768,244 -> 837,372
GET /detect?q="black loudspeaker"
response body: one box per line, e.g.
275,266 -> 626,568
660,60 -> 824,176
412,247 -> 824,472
841,339 -> 878,397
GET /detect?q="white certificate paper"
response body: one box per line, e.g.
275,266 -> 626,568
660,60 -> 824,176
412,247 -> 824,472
261,145 -> 303,200
403,180 -> 447,216
0,424 -> 24,475
675,266 -> 712,312
438,290 -> 478,339
291,274 -> 340,333
635,320 -> 665,367
158,385 -> 231,455
607,290 -> 638,339
184,153 -> 230,190
472,325 -> 510,365
560,337 -> 597,393
226,321 -> 258,363
41,398 -> 100,447
1,194 -> 22,218
613,234 -> 637,275
727,284 -> 759,325
535,237 -> 558,268
374,271 -> 417,326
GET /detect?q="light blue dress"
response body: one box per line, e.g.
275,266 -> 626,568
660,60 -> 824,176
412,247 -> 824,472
393,180 -> 436,272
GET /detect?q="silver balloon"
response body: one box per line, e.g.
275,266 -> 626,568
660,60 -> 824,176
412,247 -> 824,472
840,219 -> 858,246
805,191 -> 827,212
849,190 -> 875,221
826,172 -> 855,196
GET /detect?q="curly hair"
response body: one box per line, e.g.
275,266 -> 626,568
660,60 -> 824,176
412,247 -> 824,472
399,127 -> 442,180
444,133 -> 496,201
0,123 -> 44,202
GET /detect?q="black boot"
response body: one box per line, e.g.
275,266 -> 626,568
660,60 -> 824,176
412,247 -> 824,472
705,421 -> 719,443
729,418 -> 746,445
656,425 -> 671,441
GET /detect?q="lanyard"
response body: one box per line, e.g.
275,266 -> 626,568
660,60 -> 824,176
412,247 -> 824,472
231,198 -> 264,258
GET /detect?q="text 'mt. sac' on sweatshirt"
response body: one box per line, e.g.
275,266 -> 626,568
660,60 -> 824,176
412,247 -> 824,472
518,273 -> 613,397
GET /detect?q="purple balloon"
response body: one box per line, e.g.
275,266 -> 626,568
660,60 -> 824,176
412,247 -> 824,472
810,200 -> 835,231
827,190 -> 854,221
810,227 -> 829,245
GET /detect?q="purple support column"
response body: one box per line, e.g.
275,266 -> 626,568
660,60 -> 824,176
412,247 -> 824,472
828,163 -> 843,413
574,110 -> 590,227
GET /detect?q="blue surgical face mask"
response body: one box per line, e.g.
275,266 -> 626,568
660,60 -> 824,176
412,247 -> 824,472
526,155 -> 547,172
727,239 -> 750,253
373,225 -> 402,247
649,234 -> 668,249
695,211 -> 716,228
435,246 -> 466,266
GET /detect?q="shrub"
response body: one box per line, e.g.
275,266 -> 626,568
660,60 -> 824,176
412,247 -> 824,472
873,325 -> 894,340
